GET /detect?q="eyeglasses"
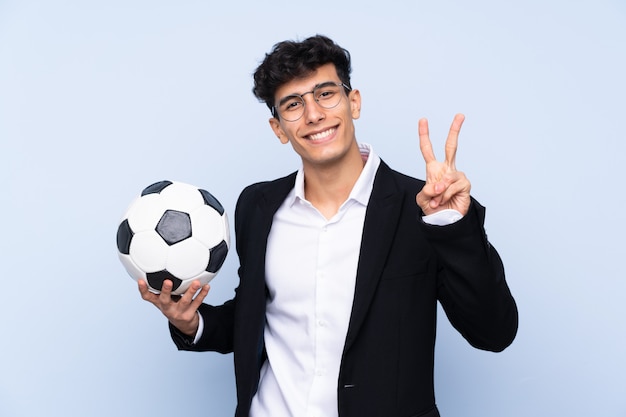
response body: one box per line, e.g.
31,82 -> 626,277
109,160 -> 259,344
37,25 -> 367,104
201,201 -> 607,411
273,81 -> 352,122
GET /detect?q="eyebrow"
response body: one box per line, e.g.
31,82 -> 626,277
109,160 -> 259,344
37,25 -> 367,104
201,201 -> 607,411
277,81 -> 340,106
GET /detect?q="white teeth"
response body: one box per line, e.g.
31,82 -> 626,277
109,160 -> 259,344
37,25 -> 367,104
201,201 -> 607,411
309,128 -> 335,141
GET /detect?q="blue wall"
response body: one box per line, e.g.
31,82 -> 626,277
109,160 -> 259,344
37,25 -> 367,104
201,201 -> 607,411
1,1 -> 625,416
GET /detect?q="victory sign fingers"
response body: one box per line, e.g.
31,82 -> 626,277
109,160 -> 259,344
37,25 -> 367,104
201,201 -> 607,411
416,114 -> 471,216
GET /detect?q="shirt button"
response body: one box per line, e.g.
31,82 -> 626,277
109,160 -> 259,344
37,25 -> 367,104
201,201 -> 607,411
317,319 -> 327,327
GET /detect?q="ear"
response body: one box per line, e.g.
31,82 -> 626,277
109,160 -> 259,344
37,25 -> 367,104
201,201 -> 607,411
349,89 -> 362,120
269,117 -> 289,144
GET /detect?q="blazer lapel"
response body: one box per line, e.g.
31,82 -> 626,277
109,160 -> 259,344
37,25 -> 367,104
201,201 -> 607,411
257,173 -> 297,232
238,173 -> 297,377
344,162 -> 404,351
246,172 -> 298,284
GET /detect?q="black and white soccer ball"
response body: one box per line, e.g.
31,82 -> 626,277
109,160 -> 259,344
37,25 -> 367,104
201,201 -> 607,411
116,180 -> 229,295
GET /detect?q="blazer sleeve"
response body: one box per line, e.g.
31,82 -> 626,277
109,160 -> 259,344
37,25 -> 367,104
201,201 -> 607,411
419,198 -> 518,352
169,301 -> 236,353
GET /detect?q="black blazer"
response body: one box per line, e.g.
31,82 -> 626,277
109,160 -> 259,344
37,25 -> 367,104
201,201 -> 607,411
171,161 -> 518,417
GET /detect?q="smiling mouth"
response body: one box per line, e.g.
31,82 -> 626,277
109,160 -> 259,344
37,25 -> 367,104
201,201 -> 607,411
307,127 -> 336,141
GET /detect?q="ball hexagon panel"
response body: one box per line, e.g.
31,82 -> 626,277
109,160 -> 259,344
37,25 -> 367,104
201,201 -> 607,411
119,253 -> 146,281
166,238 -> 211,279
191,205 -> 227,248
129,231 -> 169,272
158,182 -> 205,213
126,194 -> 167,232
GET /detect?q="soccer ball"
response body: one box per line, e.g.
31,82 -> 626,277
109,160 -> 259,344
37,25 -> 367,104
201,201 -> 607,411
116,180 -> 229,295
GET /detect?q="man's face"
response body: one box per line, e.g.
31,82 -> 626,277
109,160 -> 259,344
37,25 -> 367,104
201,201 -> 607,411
269,63 -> 361,170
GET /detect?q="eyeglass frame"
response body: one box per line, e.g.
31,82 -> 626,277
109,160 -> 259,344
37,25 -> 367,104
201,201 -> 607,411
271,81 -> 353,122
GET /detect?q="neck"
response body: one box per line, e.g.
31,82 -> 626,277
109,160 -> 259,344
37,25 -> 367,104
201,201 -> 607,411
302,144 -> 365,219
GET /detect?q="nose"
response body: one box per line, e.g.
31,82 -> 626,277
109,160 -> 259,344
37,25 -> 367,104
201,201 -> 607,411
302,93 -> 325,124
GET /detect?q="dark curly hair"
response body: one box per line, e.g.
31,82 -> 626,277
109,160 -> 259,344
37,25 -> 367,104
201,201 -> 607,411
252,35 -> 352,118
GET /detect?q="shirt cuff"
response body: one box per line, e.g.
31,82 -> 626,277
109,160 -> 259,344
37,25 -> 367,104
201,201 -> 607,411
422,209 -> 463,226
192,312 -> 204,345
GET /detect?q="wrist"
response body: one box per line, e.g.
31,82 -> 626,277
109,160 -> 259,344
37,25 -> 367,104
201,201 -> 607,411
171,313 -> 200,337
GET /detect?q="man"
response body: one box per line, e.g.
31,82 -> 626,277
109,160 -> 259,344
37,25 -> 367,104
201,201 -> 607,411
139,35 -> 518,417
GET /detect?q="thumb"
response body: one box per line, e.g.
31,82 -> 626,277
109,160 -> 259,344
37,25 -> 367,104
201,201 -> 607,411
416,184 -> 439,213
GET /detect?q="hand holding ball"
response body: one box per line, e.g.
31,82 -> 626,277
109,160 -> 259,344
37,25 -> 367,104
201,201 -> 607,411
116,181 -> 229,295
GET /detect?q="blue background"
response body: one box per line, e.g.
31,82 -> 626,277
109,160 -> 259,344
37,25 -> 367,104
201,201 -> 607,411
1,1 -> 625,416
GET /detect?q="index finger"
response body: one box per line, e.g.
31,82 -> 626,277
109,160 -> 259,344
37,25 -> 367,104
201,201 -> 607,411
418,118 -> 437,163
445,113 -> 465,168
138,279 -> 156,300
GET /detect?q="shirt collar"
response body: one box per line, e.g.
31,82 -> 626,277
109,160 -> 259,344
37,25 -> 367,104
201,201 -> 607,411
290,143 -> 381,207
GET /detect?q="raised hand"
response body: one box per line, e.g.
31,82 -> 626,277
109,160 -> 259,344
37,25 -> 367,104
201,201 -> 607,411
415,113 -> 471,216
138,279 -> 210,337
